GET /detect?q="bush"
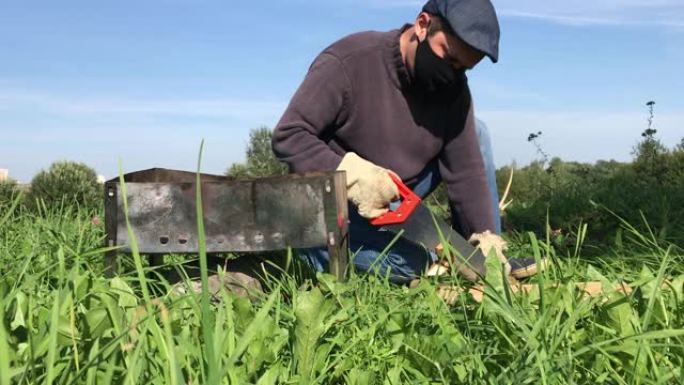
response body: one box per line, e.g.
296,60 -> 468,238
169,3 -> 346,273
226,127 -> 288,179
499,148 -> 684,250
29,161 -> 101,212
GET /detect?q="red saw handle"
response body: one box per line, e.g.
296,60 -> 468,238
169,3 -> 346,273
370,173 -> 421,226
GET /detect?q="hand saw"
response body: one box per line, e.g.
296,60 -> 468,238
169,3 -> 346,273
370,173 -> 487,281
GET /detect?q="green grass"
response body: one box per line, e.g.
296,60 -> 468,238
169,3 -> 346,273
1,196 -> 683,384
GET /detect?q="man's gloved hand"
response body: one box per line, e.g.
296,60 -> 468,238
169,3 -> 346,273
468,230 -> 512,277
336,152 -> 399,218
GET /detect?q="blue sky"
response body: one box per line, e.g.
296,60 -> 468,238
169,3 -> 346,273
1,0 -> 683,182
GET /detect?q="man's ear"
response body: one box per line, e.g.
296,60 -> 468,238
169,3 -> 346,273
414,12 -> 431,41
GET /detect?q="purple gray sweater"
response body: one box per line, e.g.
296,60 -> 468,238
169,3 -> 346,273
272,25 -> 494,235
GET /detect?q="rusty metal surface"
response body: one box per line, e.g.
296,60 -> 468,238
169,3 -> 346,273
105,168 -> 345,254
324,171 -> 349,279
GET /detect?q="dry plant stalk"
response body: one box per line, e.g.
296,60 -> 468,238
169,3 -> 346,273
498,167 -> 514,214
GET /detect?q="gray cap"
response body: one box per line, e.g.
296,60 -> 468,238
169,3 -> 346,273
422,0 -> 500,63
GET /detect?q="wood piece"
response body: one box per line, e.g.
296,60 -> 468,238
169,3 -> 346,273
431,281 -> 642,305
467,281 -> 634,303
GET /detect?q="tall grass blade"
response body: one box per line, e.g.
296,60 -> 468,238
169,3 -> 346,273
0,298 -> 10,385
529,232 -> 546,311
46,290 -> 61,385
0,192 -> 22,228
118,161 -> 152,307
642,247 -> 671,331
85,339 -> 100,385
195,140 -> 218,384
573,329 -> 684,358
158,300 -> 182,385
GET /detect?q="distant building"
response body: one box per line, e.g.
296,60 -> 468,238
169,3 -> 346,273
0,169 -> 7,182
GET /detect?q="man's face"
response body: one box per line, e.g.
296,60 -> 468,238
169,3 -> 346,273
415,13 -> 485,71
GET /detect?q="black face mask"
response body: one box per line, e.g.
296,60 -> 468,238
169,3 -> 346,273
412,36 -> 465,95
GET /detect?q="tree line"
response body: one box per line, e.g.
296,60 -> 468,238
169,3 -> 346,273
4,109 -> 681,251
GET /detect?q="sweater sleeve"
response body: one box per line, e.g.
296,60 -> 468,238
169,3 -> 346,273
438,99 -> 496,237
272,52 -> 351,173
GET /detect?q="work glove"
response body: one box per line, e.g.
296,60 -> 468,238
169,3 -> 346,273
468,230 -> 512,277
336,152 -> 399,219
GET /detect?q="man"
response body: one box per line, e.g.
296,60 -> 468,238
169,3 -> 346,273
273,0 -> 535,283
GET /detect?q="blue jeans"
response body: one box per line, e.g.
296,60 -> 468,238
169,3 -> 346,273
300,119 -> 500,283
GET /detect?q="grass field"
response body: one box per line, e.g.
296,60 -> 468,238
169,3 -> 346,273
1,192 -> 683,385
